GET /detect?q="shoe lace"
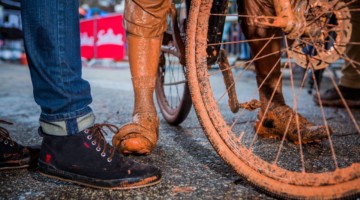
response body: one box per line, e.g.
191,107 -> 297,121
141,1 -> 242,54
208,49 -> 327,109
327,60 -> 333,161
86,123 -> 119,162
0,120 -> 15,146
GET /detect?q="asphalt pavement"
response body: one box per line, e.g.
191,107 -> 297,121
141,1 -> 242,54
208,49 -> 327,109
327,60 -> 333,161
0,61 -> 358,199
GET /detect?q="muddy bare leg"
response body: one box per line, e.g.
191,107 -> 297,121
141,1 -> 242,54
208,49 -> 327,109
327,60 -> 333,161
112,34 -> 162,155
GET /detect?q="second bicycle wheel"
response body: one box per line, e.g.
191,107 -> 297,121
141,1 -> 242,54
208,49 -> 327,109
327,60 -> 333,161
186,0 -> 359,199
155,3 -> 192,125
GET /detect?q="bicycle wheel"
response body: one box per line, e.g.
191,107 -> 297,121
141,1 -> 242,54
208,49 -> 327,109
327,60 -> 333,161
186,0 -> 359,199
155,2 -> 192,125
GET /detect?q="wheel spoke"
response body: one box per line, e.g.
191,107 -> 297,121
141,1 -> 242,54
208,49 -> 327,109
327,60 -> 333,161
208,36 -> 283,47
230,56 -> 281,128
310,66 -> 339,169
215,34 -> 278,104
249,69 -> 284,149
274,61 -> 311,166
273,112 -> 293,165
284,37 -> 306,173
208,49 -> 284,76
325,69 -> 360,134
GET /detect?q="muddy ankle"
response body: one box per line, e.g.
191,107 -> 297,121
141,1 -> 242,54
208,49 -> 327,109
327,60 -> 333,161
132,76 -> 157,115
132,112 -> 159,133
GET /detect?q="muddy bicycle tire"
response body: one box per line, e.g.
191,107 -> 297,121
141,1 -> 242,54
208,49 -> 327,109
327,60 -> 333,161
155,5 -> 193,126
185,0 -> 359,199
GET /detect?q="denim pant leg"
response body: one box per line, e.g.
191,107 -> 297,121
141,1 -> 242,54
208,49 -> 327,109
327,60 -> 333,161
21,0 -> 95,136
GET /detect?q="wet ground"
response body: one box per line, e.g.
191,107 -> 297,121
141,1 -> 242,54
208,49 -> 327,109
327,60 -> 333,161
0,61 -> 358,199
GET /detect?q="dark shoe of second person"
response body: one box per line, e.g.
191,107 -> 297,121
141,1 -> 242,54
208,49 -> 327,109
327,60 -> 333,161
313,85 -> 360,108
0,120 -> 40,170
38,124 -> 161,190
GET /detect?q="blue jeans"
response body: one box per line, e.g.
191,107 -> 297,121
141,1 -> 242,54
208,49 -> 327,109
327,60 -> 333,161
21,0 -> 95,136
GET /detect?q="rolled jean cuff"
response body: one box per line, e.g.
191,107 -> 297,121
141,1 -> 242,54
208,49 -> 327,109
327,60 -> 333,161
123,0 -> 169,38
40,107 -> 95,136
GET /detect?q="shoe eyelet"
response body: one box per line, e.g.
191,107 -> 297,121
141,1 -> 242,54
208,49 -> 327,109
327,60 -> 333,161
84,129 -> 89,134
96,147 -> 101,151
91,140 -> 96,145
4,140 -> 8,145
10,143 -> 14,147
107,158 -> 112,162
101,152 -> 106,157
87,135 -> 92,140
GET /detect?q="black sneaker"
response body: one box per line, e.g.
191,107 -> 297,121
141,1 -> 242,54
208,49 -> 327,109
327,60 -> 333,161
314,85 -> 360,108
38,124 -> 161,190
0,120 -> 40,170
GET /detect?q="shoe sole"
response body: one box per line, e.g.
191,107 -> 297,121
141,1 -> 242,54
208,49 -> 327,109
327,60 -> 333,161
0,157 -> 32,171
314,99 -> 360,108
38,161 -> 161,190
0,164 -> 30,171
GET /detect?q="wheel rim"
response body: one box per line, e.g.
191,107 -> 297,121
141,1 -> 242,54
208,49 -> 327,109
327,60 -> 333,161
156,49 -> 188,115
155,12 -> 192,125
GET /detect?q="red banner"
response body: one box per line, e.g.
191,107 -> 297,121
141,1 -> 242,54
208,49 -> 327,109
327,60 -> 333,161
96,15 -> 125,60
80,19 -> 95,60
80,14 -> 126,61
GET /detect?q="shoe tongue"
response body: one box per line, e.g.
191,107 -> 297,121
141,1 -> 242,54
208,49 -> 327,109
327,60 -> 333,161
88,124 -> 119,153
89,124 -> 118,143
89,128 -> 112,152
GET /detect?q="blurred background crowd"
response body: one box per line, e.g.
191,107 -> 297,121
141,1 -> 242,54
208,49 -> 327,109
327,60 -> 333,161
0,0 -> 128,62
0,0 -> 249,64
